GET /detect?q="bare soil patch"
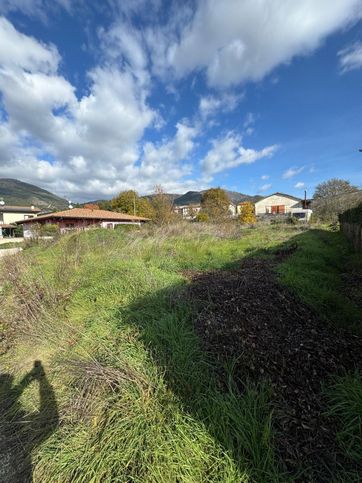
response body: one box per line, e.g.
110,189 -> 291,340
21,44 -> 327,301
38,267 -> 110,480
187,253 -> 362,480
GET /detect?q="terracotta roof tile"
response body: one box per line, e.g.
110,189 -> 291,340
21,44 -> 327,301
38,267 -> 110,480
17,208 -> 150,224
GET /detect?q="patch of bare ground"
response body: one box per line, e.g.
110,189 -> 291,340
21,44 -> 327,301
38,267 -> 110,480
186,249 -> 362,481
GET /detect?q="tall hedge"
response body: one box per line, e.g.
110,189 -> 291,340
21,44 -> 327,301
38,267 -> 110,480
339,203 -> 362,224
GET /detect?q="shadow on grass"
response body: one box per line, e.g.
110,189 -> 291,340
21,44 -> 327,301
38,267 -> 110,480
120,228 -> 361,482
0,361 -> 58,483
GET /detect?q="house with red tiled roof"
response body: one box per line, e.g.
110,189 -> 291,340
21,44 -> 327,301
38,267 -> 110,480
16,207 -> 150,238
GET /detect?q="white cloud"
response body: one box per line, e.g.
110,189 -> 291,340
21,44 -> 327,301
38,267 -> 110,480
138,121 -> 198,186
0,18 -> 209,198
99,22 -> 150,86
243,112 -> 256,135
282,166 -> 304,179
199,92 -> 241,119
0,17 -> 59,73
258,183 -> 272,192
161,0 -> 361,86
0,17 -> 166,199
201,133 -> 278,175
338,42 -> 362,72
0,0 -> 71,21
294,181 -> 305,188
261,174 -> 269,180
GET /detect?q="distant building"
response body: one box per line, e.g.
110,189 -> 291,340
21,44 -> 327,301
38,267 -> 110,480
174,203 -> 237,219
228,204 -> 237,216
0,203 -> 41,237
254,193 -> 312,221
255,193 -> 303,215
16,207 -> 150,238
173,204 -> 201,219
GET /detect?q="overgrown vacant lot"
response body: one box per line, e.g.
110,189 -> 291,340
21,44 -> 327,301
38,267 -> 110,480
0,223 -> 361,482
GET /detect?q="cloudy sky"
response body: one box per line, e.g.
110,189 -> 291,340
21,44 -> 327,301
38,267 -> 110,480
0,0 -> 361,201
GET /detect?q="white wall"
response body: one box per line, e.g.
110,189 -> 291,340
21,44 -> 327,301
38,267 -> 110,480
255,195 -> 301,215
2,211 -> 38,224
100,221 -> 141,228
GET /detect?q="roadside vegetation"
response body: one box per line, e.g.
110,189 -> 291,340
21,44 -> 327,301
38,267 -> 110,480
0,221 -> 361,482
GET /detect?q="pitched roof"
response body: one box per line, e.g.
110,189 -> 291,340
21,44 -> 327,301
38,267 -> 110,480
255,192 -> 302,203
0,205 -> 41,213
16,208 -> 150,224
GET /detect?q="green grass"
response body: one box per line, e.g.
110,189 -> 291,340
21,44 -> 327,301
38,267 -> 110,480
0,223 -> 360,482
0,241 -> 23,249
325,373 -> 362,464
277,228 -> 362,333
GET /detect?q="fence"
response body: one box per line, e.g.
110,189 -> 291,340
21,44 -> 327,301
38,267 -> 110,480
339,203 -> 362,251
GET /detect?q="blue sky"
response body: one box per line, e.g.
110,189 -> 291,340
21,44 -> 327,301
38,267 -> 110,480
0,0 -> 361,201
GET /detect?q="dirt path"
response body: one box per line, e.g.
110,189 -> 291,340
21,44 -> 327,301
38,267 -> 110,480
187,255 -> 362,481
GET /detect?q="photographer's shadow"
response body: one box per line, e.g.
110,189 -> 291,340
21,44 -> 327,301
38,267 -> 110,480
0,361 -> 58,482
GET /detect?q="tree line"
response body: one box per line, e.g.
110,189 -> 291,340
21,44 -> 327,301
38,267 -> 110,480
94,178 -> 360,224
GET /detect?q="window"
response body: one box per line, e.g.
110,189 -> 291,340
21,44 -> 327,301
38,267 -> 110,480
292,212 -> 306,219
24,215 -> 34,219
0,213 -> 3,223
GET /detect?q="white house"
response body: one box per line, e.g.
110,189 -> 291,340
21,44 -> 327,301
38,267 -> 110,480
173,204 -> 201,219
174,203 -> 237,219
254,193 -> 303,216
0,203 -> 41,237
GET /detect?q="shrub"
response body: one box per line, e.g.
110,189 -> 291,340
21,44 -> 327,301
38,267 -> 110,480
39,224 -> 60,237
114,223 -> 140,232
239,202 -> 256,224
195,211 -> 209,222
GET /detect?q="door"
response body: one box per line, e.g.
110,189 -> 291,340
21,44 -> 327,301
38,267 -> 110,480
271,205 -> 285,214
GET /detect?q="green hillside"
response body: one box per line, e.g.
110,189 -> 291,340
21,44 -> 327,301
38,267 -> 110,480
0,178 -> 68,209
162,190 -> 262,206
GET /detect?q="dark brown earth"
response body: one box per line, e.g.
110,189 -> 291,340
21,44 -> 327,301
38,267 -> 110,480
186,250 -> 362,481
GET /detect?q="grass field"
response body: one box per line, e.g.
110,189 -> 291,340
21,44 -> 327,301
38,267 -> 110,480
0,222 -> 361,482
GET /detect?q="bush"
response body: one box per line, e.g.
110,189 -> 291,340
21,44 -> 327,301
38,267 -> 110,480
195,211 -> 209,222
114,223 -> 141,232
239,202 -> 256,224
39,224 -> 60,237
13,225 -> 23,237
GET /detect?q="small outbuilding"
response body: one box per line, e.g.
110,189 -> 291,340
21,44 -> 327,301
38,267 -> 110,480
16,207 -> 150,238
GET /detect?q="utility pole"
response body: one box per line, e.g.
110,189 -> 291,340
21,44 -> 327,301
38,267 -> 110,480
133,193 -> 136,216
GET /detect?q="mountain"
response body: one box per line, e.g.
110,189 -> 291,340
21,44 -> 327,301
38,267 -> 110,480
173,190 -> 263,206
0,178 -> 69,209
142,193 -> 180,203
87,190 -> 263,208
